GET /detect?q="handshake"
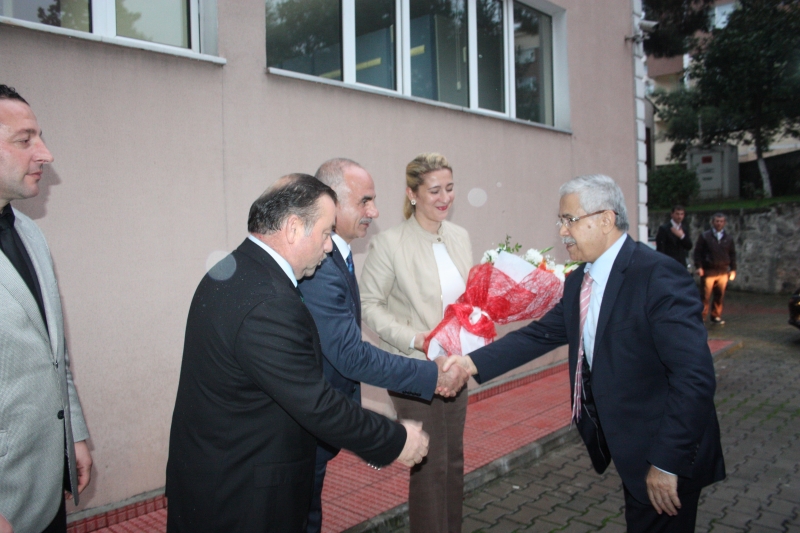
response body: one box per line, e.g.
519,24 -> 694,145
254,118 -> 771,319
396,355 -> 480,467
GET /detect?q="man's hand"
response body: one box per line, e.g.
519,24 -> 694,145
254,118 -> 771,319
434,356 -> 469,397
670,226 -> 685,238
646,465 -> 681,516
442,354 -> 479,376
66,440 -> 93,500
696,267 -> 704,277
397,420 -> 429,467
0,513 -> 13,533
729,270 -> 736,281
413,331 -> 431,352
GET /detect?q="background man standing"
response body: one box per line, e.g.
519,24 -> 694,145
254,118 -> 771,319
299,158 -> 469,533
447,174 -> 724,532
694,213 -> 736,325
166,175 -> 429,533
655,205 -> 692,267
0,85 -> 92,533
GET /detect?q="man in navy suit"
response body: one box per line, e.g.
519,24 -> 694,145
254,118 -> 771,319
299,159 -> 469,533
447,174 -> 724,532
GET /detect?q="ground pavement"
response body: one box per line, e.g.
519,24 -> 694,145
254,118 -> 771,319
378,291 -> 798,533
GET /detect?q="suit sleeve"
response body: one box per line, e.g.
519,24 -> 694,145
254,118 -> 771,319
301,262 -> 437,400
360,235 -> 418,355
693,233 -> 707,269
470,299 -> 569,384
655,225 -> 667,253
645,259 -> 716,476
64,343 -> 89,442
679,228 -> 693,251
234,294 -> 406,467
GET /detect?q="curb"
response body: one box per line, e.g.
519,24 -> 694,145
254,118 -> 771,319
342,425 -> 580,533
710,339 -> 744,359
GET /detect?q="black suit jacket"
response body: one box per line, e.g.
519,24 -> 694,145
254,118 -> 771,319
655,221 -> 692,266
469,236 -> 725,503
166,239 -> 406,532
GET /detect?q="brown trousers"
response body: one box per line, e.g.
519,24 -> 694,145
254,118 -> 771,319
390,388 -> 468,533
702,273 -> 729,319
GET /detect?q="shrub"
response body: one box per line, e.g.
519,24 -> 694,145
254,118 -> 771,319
647,164 -> 699,209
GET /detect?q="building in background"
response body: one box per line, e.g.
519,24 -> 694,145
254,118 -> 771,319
1,0 -> 645,520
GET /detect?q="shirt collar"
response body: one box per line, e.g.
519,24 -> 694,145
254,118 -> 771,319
584,233 -> 627,288
331,232 -> 350,262
247,234 -> 298,287
671,219 -> 681,229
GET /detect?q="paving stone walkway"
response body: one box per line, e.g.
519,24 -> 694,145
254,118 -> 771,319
381,291 -> 800,533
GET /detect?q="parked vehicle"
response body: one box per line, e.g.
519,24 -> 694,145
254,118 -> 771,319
790,289 -> 800,329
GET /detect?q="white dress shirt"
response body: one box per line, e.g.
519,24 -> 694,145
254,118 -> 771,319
582,234 -> 627,369
332,232 -> 351,263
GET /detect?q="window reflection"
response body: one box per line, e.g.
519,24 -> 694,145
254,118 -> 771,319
477,0 -> 504,112
115,0 -> 189,48
1,0 -> 90,32
266,0 -> 343,81
410,0 -> 468,107
355,0 -> 395,90
513,2 -> 552,125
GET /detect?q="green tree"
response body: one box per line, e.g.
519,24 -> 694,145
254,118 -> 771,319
654,0 -> 800,198
642,0 -> 715,57
647,164 -> 699,209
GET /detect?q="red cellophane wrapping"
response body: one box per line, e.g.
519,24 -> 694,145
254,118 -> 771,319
423,262 -> 564,358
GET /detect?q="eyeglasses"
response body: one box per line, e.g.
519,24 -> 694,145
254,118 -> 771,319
556,210 -> 617,229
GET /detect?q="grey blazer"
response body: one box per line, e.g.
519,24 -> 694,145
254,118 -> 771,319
0,208 -> 89,533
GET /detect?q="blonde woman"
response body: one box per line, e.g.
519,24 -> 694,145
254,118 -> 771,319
361,153 -> 472,533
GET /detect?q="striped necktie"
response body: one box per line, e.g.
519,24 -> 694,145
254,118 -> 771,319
572,271 -> 593,423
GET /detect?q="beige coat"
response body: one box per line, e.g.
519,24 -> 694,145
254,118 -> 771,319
360,215 -> 472,361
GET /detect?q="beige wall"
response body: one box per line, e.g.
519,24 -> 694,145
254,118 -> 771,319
1,0 -> 638,514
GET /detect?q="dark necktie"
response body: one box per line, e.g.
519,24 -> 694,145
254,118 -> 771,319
0,207 -> 48,327
345,252 -> 355,278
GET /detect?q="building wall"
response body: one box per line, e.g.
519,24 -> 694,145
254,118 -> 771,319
1,0 -> 639,514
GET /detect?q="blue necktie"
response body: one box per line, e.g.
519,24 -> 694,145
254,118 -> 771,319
345,252 -> 355,277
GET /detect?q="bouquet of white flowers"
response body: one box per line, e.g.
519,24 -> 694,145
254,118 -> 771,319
425,237 -> 579,359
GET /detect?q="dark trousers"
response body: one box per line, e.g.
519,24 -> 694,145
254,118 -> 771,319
306,444 -> 338,533
41,493 -> 67,533
701,273 -> 729,319
624,484 -> 701,533
390,388 -> 468,533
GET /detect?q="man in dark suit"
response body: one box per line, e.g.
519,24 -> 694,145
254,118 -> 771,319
1,85 -> 92,533
655,205 -> 692,267
446,174 -> 724,532
166,175 -> 429,533
299,159 -> 469,533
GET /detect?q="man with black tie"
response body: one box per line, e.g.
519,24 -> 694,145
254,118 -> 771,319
655,205 -> 692,267
446,174 -> 724,532
299,159 -> 469,533
0,85 -> 92,533
166,175 -> 429,533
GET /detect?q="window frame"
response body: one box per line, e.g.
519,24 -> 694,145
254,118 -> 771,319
268,0 -> 569,129
0,0 -> 222,63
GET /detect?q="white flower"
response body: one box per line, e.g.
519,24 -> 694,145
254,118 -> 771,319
481,249 -> 500,264
523,248 -> 544,266
552,264 -> 566,282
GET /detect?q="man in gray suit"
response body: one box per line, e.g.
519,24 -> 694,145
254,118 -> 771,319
0,85 -> 92,533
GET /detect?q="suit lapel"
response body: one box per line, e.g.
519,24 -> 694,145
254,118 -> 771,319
594,236 -> 635,351
331,241 -> 361,325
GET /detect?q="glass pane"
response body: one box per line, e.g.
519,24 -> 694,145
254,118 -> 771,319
513,2 -> 553,125
410,0 -> 468,107
266,0 -> 343,81
0,0 -> 90,32
116,0 -> 189,48
355,0 -> 395,90
477,0 -> 504,112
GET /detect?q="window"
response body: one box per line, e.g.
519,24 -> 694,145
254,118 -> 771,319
265,0 -> 566,127
0,0 -> 216,54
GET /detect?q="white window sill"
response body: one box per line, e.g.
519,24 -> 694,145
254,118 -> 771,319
267,67 -> 572,134
0,16 -> 226,65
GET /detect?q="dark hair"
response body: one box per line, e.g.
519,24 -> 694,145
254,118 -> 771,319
671,205 -> 685,213
248,174 -> 337,235
712,212 -> 726,220
0,85 -> 29,105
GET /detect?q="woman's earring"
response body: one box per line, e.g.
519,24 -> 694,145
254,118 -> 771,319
411,200 -> 416,206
